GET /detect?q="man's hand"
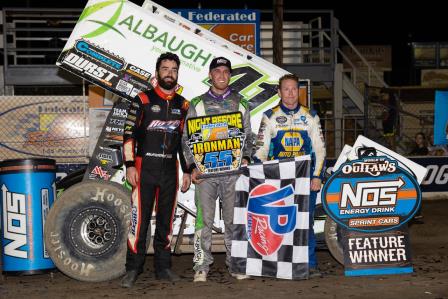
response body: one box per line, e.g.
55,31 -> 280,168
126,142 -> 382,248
241,158 -> 250,165
191,168 -> 204,185
181,173 -> 191,192
310,178 -> 322,192
126,166 -> 139,187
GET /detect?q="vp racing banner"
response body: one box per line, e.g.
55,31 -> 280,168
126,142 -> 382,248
231,157 -> 311,280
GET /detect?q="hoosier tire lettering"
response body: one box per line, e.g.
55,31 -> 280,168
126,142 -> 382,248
44,181 -> 131,282
49,232 -> 95,276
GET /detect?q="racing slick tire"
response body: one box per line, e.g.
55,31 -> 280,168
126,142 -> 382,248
324,217 -> 344,265
44,180 -> 131,282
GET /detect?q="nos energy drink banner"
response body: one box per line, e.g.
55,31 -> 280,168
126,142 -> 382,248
322,154 -> 422,276
57,0 -> 289,135
173,9 -> 260,55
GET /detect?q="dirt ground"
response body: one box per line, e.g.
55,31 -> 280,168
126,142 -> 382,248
1,199 -> 447,299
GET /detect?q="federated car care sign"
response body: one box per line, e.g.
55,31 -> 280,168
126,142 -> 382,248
173,9 -> 261,55
185,112 -> 246,176
322,156 -> 421,276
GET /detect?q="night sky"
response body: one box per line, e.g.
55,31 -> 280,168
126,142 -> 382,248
2,0 -> 447,85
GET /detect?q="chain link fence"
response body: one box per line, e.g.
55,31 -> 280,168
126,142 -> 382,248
364,86 -> 434,156
0,96 -> 89,163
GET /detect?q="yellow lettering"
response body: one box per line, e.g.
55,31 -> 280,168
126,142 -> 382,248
217,140 -> 227,150
194,143 -> 204,154
210,141 -> 217,152
232,138 -> 241,149
193,138 -> 242,155
188,117 -> 211,135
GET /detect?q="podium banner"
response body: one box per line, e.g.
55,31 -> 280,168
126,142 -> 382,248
185,112 -> 246,177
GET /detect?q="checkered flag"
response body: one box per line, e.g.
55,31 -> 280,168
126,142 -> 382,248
231,156 -> 311,280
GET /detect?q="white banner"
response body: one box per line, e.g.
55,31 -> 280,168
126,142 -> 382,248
57,0 -> 290,133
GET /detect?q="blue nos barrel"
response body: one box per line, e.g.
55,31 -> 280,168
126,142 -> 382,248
0,159 -> 56,273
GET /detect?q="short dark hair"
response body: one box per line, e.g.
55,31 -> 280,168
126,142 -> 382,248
279,73 -> 299,88
415,132 -> 426,139
156,52 -> 180,71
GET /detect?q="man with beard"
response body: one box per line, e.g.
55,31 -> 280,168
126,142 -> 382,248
121,52 -> 191,287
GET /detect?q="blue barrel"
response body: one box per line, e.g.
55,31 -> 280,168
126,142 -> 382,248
0,159 -> 56,274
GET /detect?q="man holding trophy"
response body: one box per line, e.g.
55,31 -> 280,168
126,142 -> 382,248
182,57 -> 252,282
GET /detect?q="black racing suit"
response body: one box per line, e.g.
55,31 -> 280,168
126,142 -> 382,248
123,86 -> 189,273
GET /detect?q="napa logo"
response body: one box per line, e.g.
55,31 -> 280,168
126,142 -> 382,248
79,0 -> 126,39
281,131 -> 303,152
322,157 -> 422,233
246,184 -> 297,256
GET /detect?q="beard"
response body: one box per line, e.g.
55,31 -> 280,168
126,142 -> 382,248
157,74 -> 177,90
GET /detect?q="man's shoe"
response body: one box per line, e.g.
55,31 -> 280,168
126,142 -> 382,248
309,268 -> 323,278
193,270 -> 207,282
155,269 -> 180,282
120,270 -> 139,288
231,273 -> 250,280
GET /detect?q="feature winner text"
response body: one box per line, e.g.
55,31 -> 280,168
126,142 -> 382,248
347,235 -> 408,264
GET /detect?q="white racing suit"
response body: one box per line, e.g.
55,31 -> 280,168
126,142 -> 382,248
253,102 -> 326,268
182,88 -> 252,274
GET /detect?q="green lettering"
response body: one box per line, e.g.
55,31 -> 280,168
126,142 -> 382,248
132,19 -> 143,35
167,36 -> 184,52
194,49 -> 213,67
142,24 -> 158,40
153,32 -> 168,47
181,43 -> 197,60
118,15 -> 134,31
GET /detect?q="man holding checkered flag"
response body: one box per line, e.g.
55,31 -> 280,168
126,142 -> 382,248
231,74 -> 326,279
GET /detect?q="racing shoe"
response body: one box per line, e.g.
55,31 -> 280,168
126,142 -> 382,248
193,270 -> 207,282
155,269 -> 180,282
231,273 -> 250,280
120,270 -> 139,288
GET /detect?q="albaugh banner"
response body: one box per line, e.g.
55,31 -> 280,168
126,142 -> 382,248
57,0 -> 289,133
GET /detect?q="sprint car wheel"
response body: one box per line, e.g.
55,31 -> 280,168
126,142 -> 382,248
324,217 -> 344,265
44,181 -> 131,282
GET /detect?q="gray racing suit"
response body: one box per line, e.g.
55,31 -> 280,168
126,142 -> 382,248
182,88 -> 252,273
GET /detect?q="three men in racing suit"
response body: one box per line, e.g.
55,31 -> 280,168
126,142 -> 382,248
253,73 -> 326,277
121,52 -> 191,287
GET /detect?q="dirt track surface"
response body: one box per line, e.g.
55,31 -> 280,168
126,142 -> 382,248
1,200 -> 447,299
